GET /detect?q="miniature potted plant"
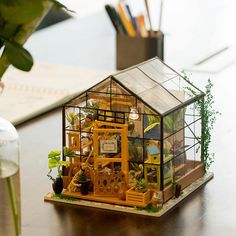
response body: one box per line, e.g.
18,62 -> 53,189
134,178 -> 147,193
47,146 -> 75,194
172,181 -> 182,198
77,165 -> 90,195
126,178 -> 151,207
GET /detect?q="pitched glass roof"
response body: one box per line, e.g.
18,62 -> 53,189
113,57 -> 203,115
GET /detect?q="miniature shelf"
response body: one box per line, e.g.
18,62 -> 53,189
44,172 -> 213,218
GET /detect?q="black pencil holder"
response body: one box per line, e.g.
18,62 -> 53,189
116,32 -> 164,70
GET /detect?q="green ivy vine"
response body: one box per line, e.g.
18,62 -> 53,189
184,76 -> 220,172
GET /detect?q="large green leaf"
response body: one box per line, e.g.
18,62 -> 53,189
0,23 -> 19,39
144,122 -> 159,133
5,41 -> 33,71
0,0 -> 44,24
48,150 -> 61,159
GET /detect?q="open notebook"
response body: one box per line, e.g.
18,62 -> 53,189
0,64 -> 111,125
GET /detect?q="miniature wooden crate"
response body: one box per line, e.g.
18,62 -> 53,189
126,188 -> 151,207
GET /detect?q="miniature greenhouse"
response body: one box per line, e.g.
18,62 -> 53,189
47,57 -> 210,213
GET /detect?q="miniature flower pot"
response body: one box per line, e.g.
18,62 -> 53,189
126,188 -> 151,207
174,184 -> 182,198
79,180 -> 90,195
52,177 -> 64,194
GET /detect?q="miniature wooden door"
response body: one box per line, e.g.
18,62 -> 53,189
93,121 -> 129,178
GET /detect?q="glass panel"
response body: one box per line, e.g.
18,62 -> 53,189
65,93 -> 86,107
163,128 -> 185,164
138,60 -> 177,83
185,101 -> 201,127
66,130 -> 80,154
89,78 -> 111,92
185,143 -> 201,173
144,140 -> 160,164
144,164 -> 160,189
127,113 -> 143,138
173,153 -> 186,181
144,58 -> 178,79
143,112 -> 161,140
111,94 -> 136,112
110,80 -> 131,95
114,68 -> 157,94
65,107 -> 80,130
87,92 -> 110,110
128,138 -> 143,162
164,108 -> 184,138
80,107 -> 96,130
185,120 -> 201,146
128,162 -> 144,188
161,76 -> 202,103
163,161 -> 173,186
80,132 -> 93,157
138,85 -> 181,114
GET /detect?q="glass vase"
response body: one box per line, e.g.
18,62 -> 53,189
0,117 -> 21,236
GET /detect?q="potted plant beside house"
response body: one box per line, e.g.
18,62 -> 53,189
126,178 -> 151,207
134,178 -> 147,193
77,165 -> 91,195
47,146 -> 75,194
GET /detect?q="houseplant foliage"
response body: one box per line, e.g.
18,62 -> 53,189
47,147 -> 75,194
0,0 -> 70,80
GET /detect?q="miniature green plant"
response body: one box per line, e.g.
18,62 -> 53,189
78,169 -> 88,182
135,178 -> 147,192
47,146 -> 75,182
184,76 -> 220,172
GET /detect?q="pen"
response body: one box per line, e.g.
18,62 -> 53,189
105,4 -> 127,35
105,5 -> 119,33
111,5 -> 127,35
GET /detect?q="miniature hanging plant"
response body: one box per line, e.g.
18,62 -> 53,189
184,76 -> 220,172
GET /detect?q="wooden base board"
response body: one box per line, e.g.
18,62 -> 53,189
44,172 -> 213,217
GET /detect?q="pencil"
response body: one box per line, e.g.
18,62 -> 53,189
158,0 -> 163,33
118,2 -> 136,37
144,0 -> 154,36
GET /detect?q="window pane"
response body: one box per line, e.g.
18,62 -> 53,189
114,68 -> 156,94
